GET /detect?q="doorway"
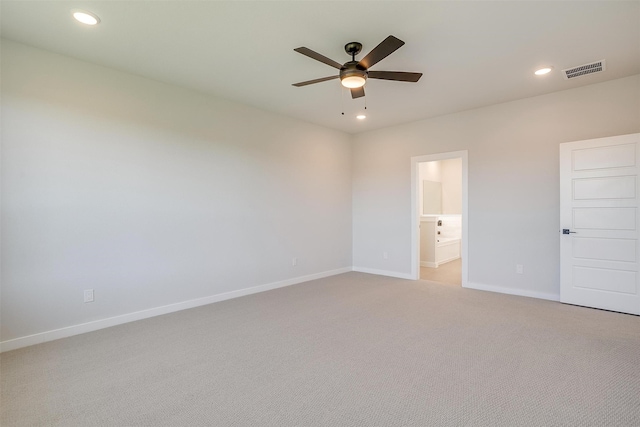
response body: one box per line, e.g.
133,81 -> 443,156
411,151 -> 468,286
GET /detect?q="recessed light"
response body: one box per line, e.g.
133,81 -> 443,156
535,67 -> 553,76
356,115 -> 366,120
72,10 -> 100,25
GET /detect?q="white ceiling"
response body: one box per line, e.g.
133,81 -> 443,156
2,1 -> 639,134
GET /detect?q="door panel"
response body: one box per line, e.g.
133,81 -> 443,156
573,266 -> 636,294
560,133 -> 640,315
572,143 -> 636,170
573,237 -> 636,262
573,176 -> 636,200
573,207 -> 636,230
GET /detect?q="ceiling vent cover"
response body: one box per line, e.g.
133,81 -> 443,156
562,60 -> 606,80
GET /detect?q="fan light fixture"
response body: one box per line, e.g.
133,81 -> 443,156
73,10 -> 100,25
292,36 -> 423,100
341,76 -> 366,88
340,61 -> 367,88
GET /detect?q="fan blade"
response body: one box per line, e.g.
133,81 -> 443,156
350,87 -> 365,99
358,35 -> 405,69
294,47 -> 343,69
368,71 -> 422,82
292,75 -> 339,87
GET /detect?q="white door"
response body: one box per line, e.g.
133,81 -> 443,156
560,133 -> 640,315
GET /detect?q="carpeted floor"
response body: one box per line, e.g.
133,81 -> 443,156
2,272 -> 639,426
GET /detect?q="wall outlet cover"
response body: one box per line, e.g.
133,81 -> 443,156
84,289 -> 94,303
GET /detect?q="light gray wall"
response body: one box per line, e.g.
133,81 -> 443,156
3,38 -> 639,346
352,74 -> 640,298
1,40 -> 353,342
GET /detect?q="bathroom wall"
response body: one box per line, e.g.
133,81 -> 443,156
441,158 -> 462,214
419,161 -> 440,214
419,159 -> 461,215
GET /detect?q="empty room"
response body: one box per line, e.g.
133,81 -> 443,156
1,1 -> 639,426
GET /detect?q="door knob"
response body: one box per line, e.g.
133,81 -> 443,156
562,229 -> 577,234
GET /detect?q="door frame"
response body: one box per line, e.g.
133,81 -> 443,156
410,151 -> 469,284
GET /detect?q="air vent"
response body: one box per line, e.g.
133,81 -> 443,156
562,60 -> 606,80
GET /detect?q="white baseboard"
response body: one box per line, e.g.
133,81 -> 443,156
438,255 -> 460,265
465,281 -> 560,302
0,267 -> 352,353
351,266 -> 414,280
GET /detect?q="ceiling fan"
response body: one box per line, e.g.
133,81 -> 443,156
292,35 -> 422,99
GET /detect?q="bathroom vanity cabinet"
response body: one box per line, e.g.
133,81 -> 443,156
420,215 -> 461,268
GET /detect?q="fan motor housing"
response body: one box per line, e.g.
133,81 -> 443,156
340,61 -> 368,81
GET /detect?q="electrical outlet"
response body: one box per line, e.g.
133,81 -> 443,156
383,252 -> 388,260
84,289 -> 94,303
516,264 -> 524,274
292,257 -> 297,266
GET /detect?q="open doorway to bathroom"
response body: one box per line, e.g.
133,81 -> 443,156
410,151 -> 468,286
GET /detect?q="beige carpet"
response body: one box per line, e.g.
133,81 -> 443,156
2,272 -> 639,426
